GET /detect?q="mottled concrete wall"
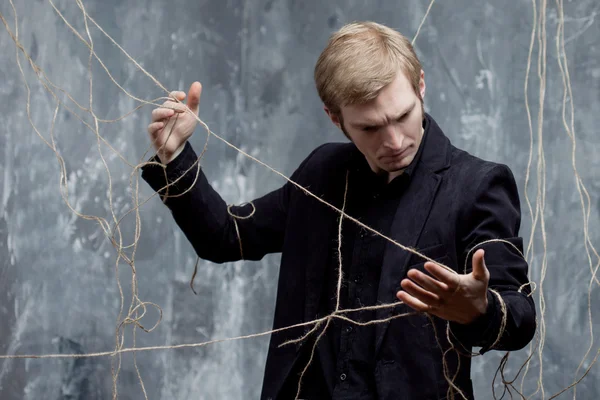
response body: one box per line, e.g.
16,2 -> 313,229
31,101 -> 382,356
1,0 -> 599,398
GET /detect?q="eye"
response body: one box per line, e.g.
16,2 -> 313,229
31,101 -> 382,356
396,113 -> 408,122
362,126 -> 378,132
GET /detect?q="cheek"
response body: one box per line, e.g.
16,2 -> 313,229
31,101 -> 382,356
367,138 -> 385,156
408,118 -> 423,141
353,134 -> 378,152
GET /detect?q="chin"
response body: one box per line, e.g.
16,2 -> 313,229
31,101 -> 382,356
385,156 -> 414,171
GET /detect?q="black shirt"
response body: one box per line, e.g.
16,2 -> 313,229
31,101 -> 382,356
287,118 -> 429,399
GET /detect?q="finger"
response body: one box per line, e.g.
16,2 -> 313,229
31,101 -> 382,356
406,269 -> 450,293
400,278 -> 441,306
169,90 -> 186,101
161,100 -> 188,113
151,108 -> 175,121
396,290 -> 434,314
423,262 -> 459,288
147,121 -> 164,136
186,81 -> 202,114
471,249 -> 489,282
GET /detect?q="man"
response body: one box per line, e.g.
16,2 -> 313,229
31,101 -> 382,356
142,21 -> 536,400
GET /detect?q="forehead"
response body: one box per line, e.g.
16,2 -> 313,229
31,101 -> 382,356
341,72 -> 415,123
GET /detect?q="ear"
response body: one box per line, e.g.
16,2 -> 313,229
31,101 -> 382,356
419,70 -> 426,99
324,106 -> 342,130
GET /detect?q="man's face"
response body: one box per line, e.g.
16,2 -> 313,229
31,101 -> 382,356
326,70 -> 426,182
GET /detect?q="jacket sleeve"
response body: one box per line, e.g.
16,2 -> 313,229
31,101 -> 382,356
140,141 -> 321,263
449,164 -> 536,354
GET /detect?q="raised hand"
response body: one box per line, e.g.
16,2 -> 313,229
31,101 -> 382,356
147,81 -> 202,164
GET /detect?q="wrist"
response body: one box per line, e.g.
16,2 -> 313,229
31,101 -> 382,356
160,142 -> 187,164
477,290 -> 490,316
463,290 -> 492,325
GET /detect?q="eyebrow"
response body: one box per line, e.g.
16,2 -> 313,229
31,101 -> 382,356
350,102 -> 416,129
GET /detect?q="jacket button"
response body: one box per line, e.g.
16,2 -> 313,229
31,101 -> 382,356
340,373 -> 347,381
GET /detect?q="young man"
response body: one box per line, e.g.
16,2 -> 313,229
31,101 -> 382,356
142,21 -> 535,400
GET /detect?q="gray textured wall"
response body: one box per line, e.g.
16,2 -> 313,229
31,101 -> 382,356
1,0 -> 599,399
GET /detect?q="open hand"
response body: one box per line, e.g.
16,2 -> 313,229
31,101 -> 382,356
396,249 -> 490,325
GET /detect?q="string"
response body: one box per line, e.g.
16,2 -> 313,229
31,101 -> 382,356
0,0 -> 516,393
293,170 -> 349,400
549,0 -> 600,397
412,0 -> 436,45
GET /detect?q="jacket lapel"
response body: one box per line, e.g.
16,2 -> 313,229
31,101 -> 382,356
374,170 -> 441,354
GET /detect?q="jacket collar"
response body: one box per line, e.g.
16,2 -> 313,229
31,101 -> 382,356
418,113 -> 452,174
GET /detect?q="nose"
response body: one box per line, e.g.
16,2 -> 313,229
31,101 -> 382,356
381,125 -> 404,151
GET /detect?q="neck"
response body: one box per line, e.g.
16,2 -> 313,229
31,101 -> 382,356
386,170 -> 404,184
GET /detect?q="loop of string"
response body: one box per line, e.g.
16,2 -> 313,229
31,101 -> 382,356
189,202 -> 257,294
227,201 -> 257,260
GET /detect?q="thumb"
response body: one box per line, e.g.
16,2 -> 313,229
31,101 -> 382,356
186,81 -> 202,114
471,249 -> 489,282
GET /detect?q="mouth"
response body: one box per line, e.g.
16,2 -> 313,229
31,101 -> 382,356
380,147 -> 410,160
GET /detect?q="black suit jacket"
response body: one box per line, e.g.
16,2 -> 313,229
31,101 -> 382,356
141,114 -> 536,399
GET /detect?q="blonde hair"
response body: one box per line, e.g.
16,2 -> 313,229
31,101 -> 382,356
314,21 -> 422,115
